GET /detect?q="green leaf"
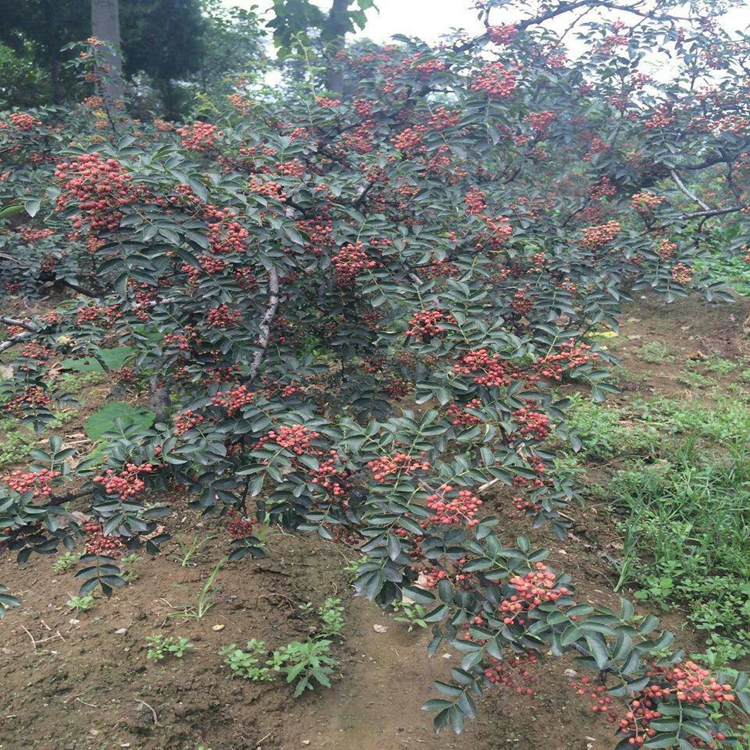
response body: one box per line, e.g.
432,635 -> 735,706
84,403 -> 156,441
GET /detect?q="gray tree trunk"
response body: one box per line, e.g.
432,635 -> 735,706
91,0 -> 124,104
324,0 -> 353,97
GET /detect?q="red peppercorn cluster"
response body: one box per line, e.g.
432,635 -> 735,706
383,378 -> 410,399
211,384 -> 255,417
55,153 -> 141,235
657,239 -> 677,258
470,62 -> 520,98
206,304 -> 243,328
256,424 -> 321,456
310,452 -> 352,498
499,564 -> 570,625
613,661 -> 734,747
671,263 -> 696,285
331,241 -> 378,287
8,112 -> 42,131
446,399 -> 483,428
528,110 -> 556,134
414,59 -> 448,79
174,409 -> 206,434
589,176 -> 618,199
487,24 -> 517,45
631,191 -> 664,212
208,219 -> 249,255
177,122 -> 223,151
484,652 -> 538,695
83,521 -> 125,557
426,487 -> 482,527
2,386 -> 52,417
581,220 -> 621,248
18,227 -> 54,244
644,106 -> 675,130
454,349 -> 512,387
93,463 -> 155,500
511,407 -> 551,442
534,341 -> 597,381
227,516 -> 259,539
510,288 -> 534,315
367,453 -> 431,482
465,187 -> 487,215
569,677 -> 616,722
405,309 -> 454,339
2,469 -> 60,498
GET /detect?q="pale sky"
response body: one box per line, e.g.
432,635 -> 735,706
229,0 -> 750,45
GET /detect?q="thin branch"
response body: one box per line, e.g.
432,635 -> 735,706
0,316 -> 38,332
668,168 -> 711,211
248,268 -> 280,380
0,331 -> 33,354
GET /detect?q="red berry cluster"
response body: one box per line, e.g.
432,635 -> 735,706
657,239 -> 677,258
55,153 -> 141,234
446,399 -> 483,427
671,263 -> 696,285
2,469 -> 60,498
484,652 -> 538,695
208,219 -> 249,255
2,386 -> 52,417
174,409 -> 206,434
206,304 -> 243,328
499,564 -> 570,625
227,516 -> 259,539
256,424 -> 321,456
8,112 -> 42,130
511,407 -> 551,442
581,220 -> 621,248
331,241 -> 378,287
528,110 -> 556,134
470,62 -> 520,98
211,385 -> 255,417
367,453 -> 431,482
534,341 -> 597,381
177,122 -> 223,151
310,452 -> 352,498
631,191 -> 664,212
454,349 -> 512,387
18,227 -> 54,244
93,463 -> 155,500
426,487 -> 482,527
405,309 -> 454,339
487,24 -> 517,45
615,661 -> 733,747
83,521 -> 125,557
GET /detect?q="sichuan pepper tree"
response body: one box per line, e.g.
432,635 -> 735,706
2,1 -> 750,746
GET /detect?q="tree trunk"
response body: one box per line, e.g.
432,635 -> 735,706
91,0 -> 124,105
323,0 -> 353,97
50,59 -> 60,104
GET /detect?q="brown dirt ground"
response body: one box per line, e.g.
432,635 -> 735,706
1,294 -> 749,750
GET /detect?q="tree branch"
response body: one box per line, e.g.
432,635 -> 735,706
0,316 -> 38,332
668,168 -> 711,211
248,268 -> 280,380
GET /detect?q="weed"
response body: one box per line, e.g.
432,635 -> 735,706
268,639 -> 338,697
638,340 -> 674,364
392,600 -> 428,631
120,553 -> 142,583
146,634 -> 194,661
169,558 -> 225,620
175,533 -> 215,567
67,594 -> 96,613
221,639 -> 273,681
317,598 -> 345,638
53,551 -> 79,573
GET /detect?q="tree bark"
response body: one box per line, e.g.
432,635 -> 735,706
91,0 -> 124,105
323,0 -> 353,96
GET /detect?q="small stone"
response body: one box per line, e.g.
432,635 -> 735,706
372,624 -> 388,633
212,623 -> 225,631
564,668 -> 577,677
301,742 -> 311,746
114,627 -> 128,635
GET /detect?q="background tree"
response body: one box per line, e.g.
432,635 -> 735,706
91,0 -> 125,103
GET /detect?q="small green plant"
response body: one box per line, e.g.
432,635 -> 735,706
67,593 -> 96,613
221,639 -> 273,681
269,639 -> 338,697
639,340 -> 674,364
120,553 -> 142,583
703,354 -> 738,375
317,597 -> 345,638
53,551 -> 78,573
170,558 -> 225,620
175,533 -> 216,567
146,634 -> 194,661
344,555 -> 367,582
392,599 -> 428,631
